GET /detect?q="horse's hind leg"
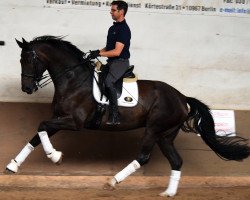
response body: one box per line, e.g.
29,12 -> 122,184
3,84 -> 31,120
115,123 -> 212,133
105,129 -> 156,189
157,130 -> 183,197
6,117 -> 77,173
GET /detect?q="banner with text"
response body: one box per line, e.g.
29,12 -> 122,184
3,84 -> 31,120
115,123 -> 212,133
45,0 -> 250,17
211,110 -> 236,137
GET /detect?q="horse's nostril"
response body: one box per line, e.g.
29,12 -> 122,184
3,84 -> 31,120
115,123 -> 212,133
22,86 -> 32,94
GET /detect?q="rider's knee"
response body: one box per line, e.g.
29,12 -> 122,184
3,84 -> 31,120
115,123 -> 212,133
105,80 -> 114,89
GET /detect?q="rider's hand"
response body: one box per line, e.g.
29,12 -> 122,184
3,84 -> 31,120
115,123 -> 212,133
87,50 -> 100,60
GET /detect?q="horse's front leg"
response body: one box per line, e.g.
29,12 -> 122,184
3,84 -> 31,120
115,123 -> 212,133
6,116 -> 77,173
36,116 -> 78,164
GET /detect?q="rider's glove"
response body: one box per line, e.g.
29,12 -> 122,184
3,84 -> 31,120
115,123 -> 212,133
87,50 -> 100,60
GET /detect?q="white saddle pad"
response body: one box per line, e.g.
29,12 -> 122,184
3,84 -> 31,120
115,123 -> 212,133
93,70 -> 138,107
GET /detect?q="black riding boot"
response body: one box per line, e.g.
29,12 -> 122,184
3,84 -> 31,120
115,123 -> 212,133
106,87 -> 120,125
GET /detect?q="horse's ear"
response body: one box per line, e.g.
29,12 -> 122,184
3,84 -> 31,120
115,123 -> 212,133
22,38 -> 29,48
15,38 -> 24,49
16,38 -> 29,49
22,37 -> 28,44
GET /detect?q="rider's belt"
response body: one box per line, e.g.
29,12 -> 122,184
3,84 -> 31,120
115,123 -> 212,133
107,58 -> 129,62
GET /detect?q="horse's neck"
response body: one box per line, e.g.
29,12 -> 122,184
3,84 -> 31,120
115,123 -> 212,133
53,66 -> 91,91
45,56 -> 92,93
36,44 -> 92,96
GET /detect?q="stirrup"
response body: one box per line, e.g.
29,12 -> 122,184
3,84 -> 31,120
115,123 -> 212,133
106,114 -> 120,125
106,120 -> 120,125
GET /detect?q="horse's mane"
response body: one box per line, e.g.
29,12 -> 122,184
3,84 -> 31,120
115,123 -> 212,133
31,35 -> 85,60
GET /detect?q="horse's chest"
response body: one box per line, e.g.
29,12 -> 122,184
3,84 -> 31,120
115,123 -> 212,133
54,99 -> 73,114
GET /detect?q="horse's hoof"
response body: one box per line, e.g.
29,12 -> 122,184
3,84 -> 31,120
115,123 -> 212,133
56,153 -> 64,165
159,191 -> 176,197
4,168 -> 16,174
103,178 -> 117,190
103,183 -> 116,191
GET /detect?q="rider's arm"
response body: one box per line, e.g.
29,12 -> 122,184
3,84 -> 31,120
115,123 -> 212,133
99,42 -> 124,57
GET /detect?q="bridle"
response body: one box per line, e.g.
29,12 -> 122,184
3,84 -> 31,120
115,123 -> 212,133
21,50 -> 50,88
21,49 -> 94,88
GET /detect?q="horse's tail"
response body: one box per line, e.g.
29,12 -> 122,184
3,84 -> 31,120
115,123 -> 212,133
181,97 -> 249,161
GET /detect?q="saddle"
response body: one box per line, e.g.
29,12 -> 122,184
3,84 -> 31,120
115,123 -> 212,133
85,62 -> 138,129
98,63 -> 136,99
93,62 -> 138,107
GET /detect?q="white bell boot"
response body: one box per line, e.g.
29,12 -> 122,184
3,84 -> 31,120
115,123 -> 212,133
38,131 -> 63,164
6,159 -> 19,173
47,149 -> 63,164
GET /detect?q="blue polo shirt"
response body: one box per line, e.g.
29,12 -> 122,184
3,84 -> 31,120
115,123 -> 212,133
105,19 -> 131,61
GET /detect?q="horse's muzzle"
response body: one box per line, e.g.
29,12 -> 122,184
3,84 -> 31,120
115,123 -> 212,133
22,85 -> 38,94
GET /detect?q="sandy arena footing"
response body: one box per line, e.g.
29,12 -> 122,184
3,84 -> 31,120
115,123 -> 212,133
0,175 -> 249,189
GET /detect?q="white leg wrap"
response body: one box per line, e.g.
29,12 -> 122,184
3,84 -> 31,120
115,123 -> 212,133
160,170 -> 181,197
6,143 -> 34,173
15,143 -> 34,165
114,160 -> 141,184
38,131 -> 54,154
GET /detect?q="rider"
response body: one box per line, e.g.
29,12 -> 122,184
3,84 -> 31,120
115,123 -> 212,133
88,1 -> 131,125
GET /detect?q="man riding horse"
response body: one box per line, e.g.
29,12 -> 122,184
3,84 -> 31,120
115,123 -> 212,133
88,0 -> 131,125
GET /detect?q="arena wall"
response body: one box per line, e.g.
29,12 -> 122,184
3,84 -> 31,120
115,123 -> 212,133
0,0 -> 249,109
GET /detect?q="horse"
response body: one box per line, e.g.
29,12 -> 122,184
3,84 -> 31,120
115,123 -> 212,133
6,36 -> 249,197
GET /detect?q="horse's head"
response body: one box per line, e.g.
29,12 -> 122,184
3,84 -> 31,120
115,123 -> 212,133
16,38 -> 46,94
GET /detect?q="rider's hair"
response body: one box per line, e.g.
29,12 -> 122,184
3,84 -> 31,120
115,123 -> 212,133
111,1 -> 128,16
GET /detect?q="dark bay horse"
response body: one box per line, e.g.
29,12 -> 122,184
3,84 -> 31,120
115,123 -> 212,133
6,36 -> 249,197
